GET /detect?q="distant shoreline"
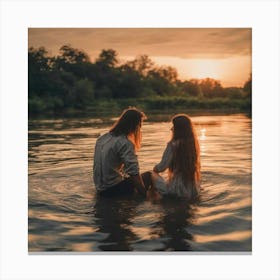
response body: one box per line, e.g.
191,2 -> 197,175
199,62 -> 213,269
28,96 -> 251,120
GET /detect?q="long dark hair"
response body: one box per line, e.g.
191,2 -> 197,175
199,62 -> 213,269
110,107 -> 146,151
169,114 -> 201,197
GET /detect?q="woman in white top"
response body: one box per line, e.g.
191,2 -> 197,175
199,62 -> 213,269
152,114 -> 201,200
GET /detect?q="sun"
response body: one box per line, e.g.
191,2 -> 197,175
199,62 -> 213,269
139,55 -> 249,87
152,56 -> 225,83
186,59 -> 224,80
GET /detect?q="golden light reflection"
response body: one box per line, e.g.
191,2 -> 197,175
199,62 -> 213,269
128,226 -> 161,240
62,226 -> 98,236
28,233 -> 56,243
29,210 -> 85,223
197,197 -> 251,217
128,204 -> 164,240
195,230 -> 251,243
199,128 -> 207,155
200,128 -> 207,140
196,212 -> 232,224
71,243 -> 93,251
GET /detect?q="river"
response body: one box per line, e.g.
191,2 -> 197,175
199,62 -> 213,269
28,113 -> 251,252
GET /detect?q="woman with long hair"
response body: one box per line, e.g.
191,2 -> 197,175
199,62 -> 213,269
93,107 -> 152,197
152,114 -> 201,200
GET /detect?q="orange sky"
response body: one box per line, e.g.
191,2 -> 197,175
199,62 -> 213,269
28,28 -> 251,87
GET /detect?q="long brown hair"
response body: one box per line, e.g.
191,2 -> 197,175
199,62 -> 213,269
110,107 -> 146,151
169,114 -> 201,197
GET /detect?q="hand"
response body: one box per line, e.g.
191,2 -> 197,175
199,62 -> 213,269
131,174 -> 147,197
147,188 -> 161,202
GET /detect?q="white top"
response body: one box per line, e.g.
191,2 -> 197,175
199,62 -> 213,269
153,141 -> 199,198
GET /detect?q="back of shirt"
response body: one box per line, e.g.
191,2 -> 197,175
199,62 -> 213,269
93,132 -> 139,191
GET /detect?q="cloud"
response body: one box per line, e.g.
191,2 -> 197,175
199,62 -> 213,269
28,28 -> 251,60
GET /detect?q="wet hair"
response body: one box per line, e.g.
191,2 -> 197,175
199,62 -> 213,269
169,114 -> 201,198
110,107 -> 146,151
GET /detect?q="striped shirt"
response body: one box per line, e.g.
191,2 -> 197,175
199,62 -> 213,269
93,132 -> 139,192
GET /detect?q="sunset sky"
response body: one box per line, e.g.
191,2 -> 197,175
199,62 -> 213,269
28,28 -> 251,87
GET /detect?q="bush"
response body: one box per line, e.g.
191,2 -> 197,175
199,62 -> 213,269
29,96 -> 47,114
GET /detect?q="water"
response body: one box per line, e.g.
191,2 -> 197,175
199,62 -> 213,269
28,113 -> 252,252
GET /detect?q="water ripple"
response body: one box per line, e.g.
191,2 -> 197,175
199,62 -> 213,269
28,114 -> 252,252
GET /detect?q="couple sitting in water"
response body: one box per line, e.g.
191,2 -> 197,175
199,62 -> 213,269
93,107 -> 201,200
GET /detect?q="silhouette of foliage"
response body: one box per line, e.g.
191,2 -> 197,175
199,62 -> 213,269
243,74 -> 252,95
96,49 -> 118,68
28,45 -> 251,116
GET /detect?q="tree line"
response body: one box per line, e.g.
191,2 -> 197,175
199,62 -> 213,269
28,45 -> 252,114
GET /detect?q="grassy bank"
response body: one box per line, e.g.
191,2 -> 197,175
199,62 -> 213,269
29,96 -> 251,119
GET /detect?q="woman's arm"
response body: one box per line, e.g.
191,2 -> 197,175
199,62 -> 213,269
118,138 -> 146,196
130,174 -> 147,196
153,142 -> 173,173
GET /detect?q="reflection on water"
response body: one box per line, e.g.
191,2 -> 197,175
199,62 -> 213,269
28,113 -> 252,252
91,196 -> 196,251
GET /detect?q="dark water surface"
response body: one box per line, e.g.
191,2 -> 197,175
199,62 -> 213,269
28,113 -> 252,252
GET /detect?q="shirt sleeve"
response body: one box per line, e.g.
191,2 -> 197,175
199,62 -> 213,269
154,142 -> 173,172
117,138 -> 139,176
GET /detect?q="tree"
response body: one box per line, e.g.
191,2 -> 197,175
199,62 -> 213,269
96,49 -> 118,68
145,70 -> 170,96
115,65 -> 143,98
57,44 -> 90,64
223,87 -> 245,99
243,75 -> 252,95
198,78 -> 224,98
72,78 -> 95,108
179,80 -> 200,97
28,47 -> 52,97
28,47 -> 51,71
156,66 -> 178,83
54,45 -> 91,79
126,54 -> 155,76
95,86 -> 113,99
